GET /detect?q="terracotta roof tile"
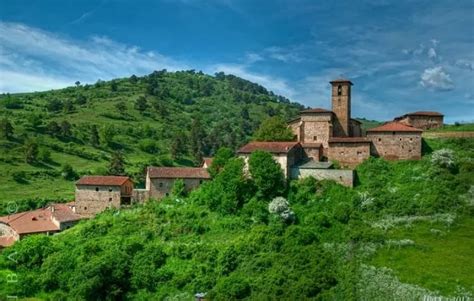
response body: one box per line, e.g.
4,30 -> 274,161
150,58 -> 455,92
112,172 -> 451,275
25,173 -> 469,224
405,111 -> 444,117
328,137 -> 371,143
300,108 -> 333,114
76,176 -> 131,186
367,122 -> 423,133
148,167 -> 211,179
237,141 -> 301,154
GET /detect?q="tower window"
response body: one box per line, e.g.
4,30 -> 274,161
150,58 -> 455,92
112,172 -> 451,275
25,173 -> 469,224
337,85 -> 342,96
313,135 -> 317,141
95,187 -> 99,192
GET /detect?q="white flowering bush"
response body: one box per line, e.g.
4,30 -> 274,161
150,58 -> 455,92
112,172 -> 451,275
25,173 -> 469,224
358,191 -> 375,209
268,197 -> 295,222
431,149 -> 456,169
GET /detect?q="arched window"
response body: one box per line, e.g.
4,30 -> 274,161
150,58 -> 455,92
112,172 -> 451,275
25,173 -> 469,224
337,85 -> 342,96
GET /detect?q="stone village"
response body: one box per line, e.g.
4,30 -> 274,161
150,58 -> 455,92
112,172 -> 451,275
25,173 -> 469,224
0,79 -> 443,247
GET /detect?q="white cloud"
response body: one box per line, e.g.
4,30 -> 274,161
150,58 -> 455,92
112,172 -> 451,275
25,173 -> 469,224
419,66 -> 454,91
427,48 -> 437,60
0,22 -> 187,92
455,59 -> 474,71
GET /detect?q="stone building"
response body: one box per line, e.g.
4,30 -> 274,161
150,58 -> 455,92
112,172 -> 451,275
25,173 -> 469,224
394,111 -> 444,130
237,141 -> 304,178
0,202 -> 83,248
327,137 -> 371,168
366,122 -> 423,160
146,167 -> 211,199
75,176 -> 134,216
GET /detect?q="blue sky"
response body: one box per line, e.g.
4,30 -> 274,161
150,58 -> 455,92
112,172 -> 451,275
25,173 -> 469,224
1,0 -> 473,122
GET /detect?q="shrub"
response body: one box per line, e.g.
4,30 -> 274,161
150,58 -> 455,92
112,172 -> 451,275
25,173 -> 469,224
268,197 -> 295,223
248,150 -> 285,198
139,139 -> 160,154
431,149 -> 456,169
61,163 -> 78,180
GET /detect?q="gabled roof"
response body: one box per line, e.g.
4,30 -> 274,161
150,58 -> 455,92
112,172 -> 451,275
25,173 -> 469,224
237,141 -> 301,154
405,111 -> 444,117
0,203 -> 83,236
367,122 -> 423,133
76,176 -> 131,186
148,167 -> 211,179
328,137 -> 371,143
300,108 -> 333,114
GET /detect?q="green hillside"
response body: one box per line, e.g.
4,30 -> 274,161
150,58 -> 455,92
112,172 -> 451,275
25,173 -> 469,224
0,137 -> 473,300
0,70 -> 303,211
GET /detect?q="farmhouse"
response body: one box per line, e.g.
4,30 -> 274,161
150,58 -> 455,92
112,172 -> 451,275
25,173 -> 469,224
75,176 -> 134,216
0,202 -> 83,248
394,111 -> 444,130
146,167 -> 211,199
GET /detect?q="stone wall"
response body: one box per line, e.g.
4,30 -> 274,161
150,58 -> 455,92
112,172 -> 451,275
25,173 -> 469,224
327,142 -> 370,168
331,84 -> 351,137
367,132 -> 422,160
302,145 -> 321,161
75,185 -> 122,216
299,114 -> 333,148
133,189 -> 150,203
398,116 -> 443,130
0,223 -> 19,240
350,120 -> 362,137
290,168 -> 354,187
148,178 -> 207,199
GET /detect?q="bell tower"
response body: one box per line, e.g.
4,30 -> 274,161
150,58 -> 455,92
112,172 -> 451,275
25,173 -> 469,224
330,79 -> 353,137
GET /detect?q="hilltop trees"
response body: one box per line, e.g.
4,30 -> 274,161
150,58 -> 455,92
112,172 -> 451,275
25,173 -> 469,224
0,118 -> 13,140
253,116 -> 294,141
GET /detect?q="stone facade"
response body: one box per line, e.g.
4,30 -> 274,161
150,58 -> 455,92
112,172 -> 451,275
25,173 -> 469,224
367,131 -> 422,160
75,177 -> 133,216
147,177 -> 207,199
350,119 -> 362,137
331,80 -> 352,137
327,139 -> 371,168
290,168 -> 354,187
395,113 -> 444,130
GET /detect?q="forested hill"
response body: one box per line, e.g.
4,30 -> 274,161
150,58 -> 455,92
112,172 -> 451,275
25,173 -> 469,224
0,70 -> 303,205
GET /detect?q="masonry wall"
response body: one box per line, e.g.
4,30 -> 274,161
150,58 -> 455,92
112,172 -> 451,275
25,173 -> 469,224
133,189 -> 150,203
350,121 -> 362,137
148,178 -> 207,199
327,142 -> 370,168
398,116 -> 443,130
367,132 -> 422,160
331,84 -> 351,137
302,146 -> 321,161
0,223 -> 19,240
75,185 -> 122,216
288,120 -> 303,141
300,114 -> 333,148
290,168 -> 354,187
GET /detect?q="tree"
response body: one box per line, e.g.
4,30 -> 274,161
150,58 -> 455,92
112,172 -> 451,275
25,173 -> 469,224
208,147 -> 234,177
116,101 -> 127,115
38,148 -> 51,162
108,151 -> 125,175
253,116 -> 294,141
47,99 -> 63,112
99,125 -> 115,147
63,100 -> 74,113
61,163 -> 78,180
248,150 -> 285,198
134,96 -> 148,113
46,121 -> 61,136
0,118 -> 13,139
190,118 -> 206,164
110,81 -> 118,92
60,121 -> 72,137
90,125 -> 100,147
171,131 -> 187,160
24,139 -> 39,163
75,81 -> 81,87
75,94 -> 87,105
129,74 -> 138,84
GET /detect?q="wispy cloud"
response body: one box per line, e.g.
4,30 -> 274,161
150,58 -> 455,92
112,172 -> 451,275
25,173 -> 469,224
419,67 -> 454,91
0,22 -> 187,92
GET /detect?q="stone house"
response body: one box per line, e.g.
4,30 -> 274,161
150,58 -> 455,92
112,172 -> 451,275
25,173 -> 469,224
236,141 -> 304,178
327,137 -> 371,168
366,122 -> 423,160
146,167 -> 211,199
0,202 -> 83,248
394,111 -> 444,130
75,176 -> 134,216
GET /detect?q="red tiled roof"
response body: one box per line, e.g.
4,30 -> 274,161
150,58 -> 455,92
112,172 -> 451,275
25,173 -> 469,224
148,167 -> 211,179
0,203 -> 83,236
300,108 -> 333,114
328,137 -> 371,143
367,122 -> 423,133
405,111 -> 444,117
76,176 -> 130,186
237,141 -> 301,154
330,78 -> 353,85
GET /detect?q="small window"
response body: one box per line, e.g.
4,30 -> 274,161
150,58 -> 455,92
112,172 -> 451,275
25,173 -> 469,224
159,182 -> 163,187
109,187 -> 112,192
392,132 -> 396,135
410,138 -> 413,141
84,207 -> 87,211
199,180 -> 203,184
109,198 -> 112,202
378,138 -> 381,142
165,193 -> 169,197
313,135 -> 317,141
95,187 -> 99,192
399,138 -> 402,141
337,85 -> 342,96
357,151 -> 362,155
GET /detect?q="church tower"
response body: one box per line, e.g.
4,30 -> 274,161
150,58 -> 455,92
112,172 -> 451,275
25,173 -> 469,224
330,79 -> 353,137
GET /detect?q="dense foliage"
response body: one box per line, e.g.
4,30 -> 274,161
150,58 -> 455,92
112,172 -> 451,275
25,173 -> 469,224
0,138 -> 472,300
